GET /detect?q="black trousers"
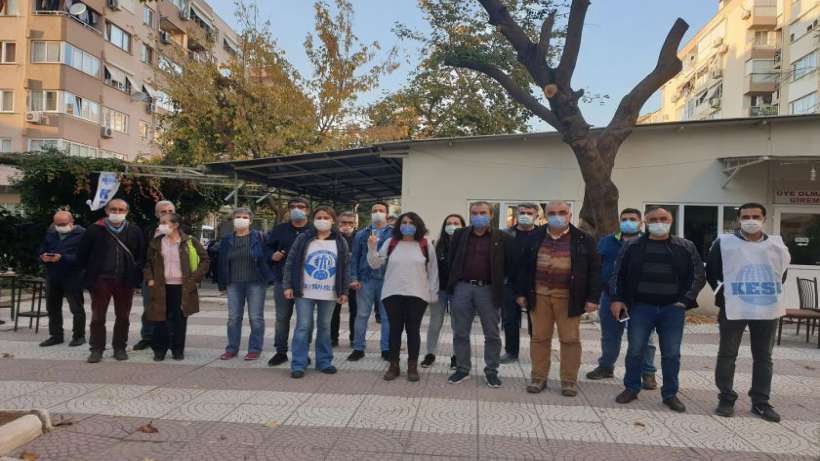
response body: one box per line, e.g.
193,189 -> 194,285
152,285 -> 188,355
383,295 -> 428,361
715,309 -> 777,406
501,283 -> 531,356
331,289 -> 357,343
45,277 -> 85,340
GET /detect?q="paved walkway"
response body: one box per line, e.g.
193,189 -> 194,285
0,288 -> 818,460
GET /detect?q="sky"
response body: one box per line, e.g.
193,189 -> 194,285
207,0 -> 719,130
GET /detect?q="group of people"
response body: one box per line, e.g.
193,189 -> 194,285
36,196 -> 791,423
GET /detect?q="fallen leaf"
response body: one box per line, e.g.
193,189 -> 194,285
633,421 -> 646,428
136,423 -> 158,434
1,352 -> 13,358
263,421 -> 281,428
218,435 -> 227,441
53,419 -> 75,427
805,365 -> 816,371
19,451 -> 39,461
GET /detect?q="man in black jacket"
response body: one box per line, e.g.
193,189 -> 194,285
38,211 -> 86,347
78,199 -> 145,364
610,206 -> 705,412
515,201 -> 601,396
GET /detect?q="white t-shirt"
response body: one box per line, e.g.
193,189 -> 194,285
302,239 -> 338,301
368,238 -> 439,303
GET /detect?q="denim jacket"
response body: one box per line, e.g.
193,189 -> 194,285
349,224 -> 392,283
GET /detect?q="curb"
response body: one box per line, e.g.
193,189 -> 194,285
0,409 -> 51,457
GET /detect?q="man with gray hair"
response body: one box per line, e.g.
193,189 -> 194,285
134,199 -> 177,351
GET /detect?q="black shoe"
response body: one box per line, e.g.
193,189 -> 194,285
615,389 -> 638,404
320,366 -> 337,374
448,370 -> 469,384
113,349 -> 129,361
586,366 -> 614,380
68,337 -> 85,347
133,339 -> 151,351
268,352 -> 288,367
347,350 -> 365,361
171,351 -> 184,361
331,339 -> 339,348
641,374 -> 658,390
449,355 -> 457,370
752,404 -> 781,423
153,352 -> 166,362
381,351 -> 390,361
375,315 -> 382,324
291,370 -> 305,379
87,350 -> 103,363
485,373 -> 502,388
39,337 -> 64,347
420,354 -> 435,368
663,396 -> 686,413
499,353 -> 518,364
715,400 -> 735,418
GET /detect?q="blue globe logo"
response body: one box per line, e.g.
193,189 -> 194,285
736,264 -> 780,306
305,250 -> 336,281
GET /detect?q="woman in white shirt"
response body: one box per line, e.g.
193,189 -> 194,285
368,212 -> 438,382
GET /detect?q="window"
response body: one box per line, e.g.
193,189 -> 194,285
106,22 -> 131,53
0,0 -> 19,15
780,212 -> 820,266
63,92 -> 100,123
0,138 -> 10,153
104,65 -> 132,93
790,92 -> 817,115
31,41 -> 61,63
154,90 -> 174,112
138,120 -> 151,142
29,139 -> 59,151
62,43 -> 100,77
140,44 -> 153,64
143,6 -> 154,27
28,90 -> 58,112
0,90 -> 12,112
103,107 -> 129,133
1,41 -> 15,63
792,51 -> 817,81
753,30 -> 776,47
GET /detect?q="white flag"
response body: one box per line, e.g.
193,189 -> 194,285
86,172 -> 120,211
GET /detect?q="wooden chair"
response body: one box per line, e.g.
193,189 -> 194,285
778,277 -> 820,348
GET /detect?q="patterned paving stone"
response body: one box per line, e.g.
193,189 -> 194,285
478,401 -> 544,438
12,431 -> 120,461
332,427 -> 412,453
285,393 -> 365,427
716,415 -> 820,457
597,408 -> 686,447
93,440 -> 186,461
348,395 -> 419,431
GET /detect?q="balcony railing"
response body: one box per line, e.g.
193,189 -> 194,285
32,10 -> 103,36
750,105 -> 778,117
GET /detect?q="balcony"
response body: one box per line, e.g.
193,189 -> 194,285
158,0 -> 187,36
744,73 -> 779,94
31,3 -> 104,39
746,2 -> 778,30
750,105 -> 778,117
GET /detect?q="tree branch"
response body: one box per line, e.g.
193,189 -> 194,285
445,55 -> 561,130
599,18 -> 689,155
534,11 -> 557,69
556,0 -> 590,87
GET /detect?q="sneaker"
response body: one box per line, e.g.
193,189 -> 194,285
267,352 -> 288,367
381,351 -> 390,361
449,355 -> 457,370
420,354 -> 436,368
113,349 -> 128,361
641,373 -> 658,390
39,337 -> 64,347
448,370 -> 469,384
485,373 -> 502,388
752,404 -> 781,423
320,366 -> 337,375
615,389 -> 638,404
291,370 -> 305,379
526,380 -> 547,394
244,352 -> 259,361
133,339 -> 151,351
715,400 -> 735,418
347,350 -> 365,361
586,366 -> 614,380
561,382 -> 578,397
499,353 -> 518,364
220,352 -> 236,360
68,337 -> 86,347
87,350 -> 103,363
171,350 -> 184,361
663,396 -> 686,413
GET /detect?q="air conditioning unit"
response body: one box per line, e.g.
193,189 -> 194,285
159,31 -> 171,44
108,0 -> 120,11
718,44 -> 729,54
773,50 -> 782,68
179,9 -> 190,21
25,111 -> 44,124
772,91 -> 779,104
101,127 -> 114,138
709,97 -> 721,109
712,37 -> 724,48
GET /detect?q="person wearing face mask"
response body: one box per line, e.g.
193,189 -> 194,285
38,210 -> 86,348
706,203 -> 790,423
587,208 -> 658,391
266,197 -> 312,367
143,213 -> 209,361
420,213 -> 465,369
348,202 -> 393,362
499,203 -> 541,364
282,207 -> 350,378
368,212 -> 438,382
515,201 -> 601,397
610,206 -> 705,413
77,199 -> 145,363
217,207 -> 275,361
447,202 -> 514,388
331,211 -> 359,347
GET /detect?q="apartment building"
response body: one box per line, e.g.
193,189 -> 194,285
641,0 -> 819,123
0,0 -> 240,162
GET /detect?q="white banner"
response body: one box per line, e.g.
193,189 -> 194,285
86,172 -> 120,211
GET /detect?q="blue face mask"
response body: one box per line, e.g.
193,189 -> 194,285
471,215 -> 491,229
619,220 -> 640,235
547,215 -> 567,229
400,224 -> 416,236
290,208 -> 306,222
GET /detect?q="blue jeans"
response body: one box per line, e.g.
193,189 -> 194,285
598,293 -> 656,374
226,282 -> 267,354
292,298 -> 335,372
353,278 -> 389,352
624,303 -> 685,400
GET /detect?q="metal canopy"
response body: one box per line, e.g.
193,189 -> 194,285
206,147 -> 406,203
719,155 -> 820,188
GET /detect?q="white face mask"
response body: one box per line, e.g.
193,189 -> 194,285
517,214 -> 534,226
740,219 -> 764,235
158,224 -> 173,235
314,219 -> 333,232
444,224 -> 461,235
371,212 -> 387,225
55,225 -> 72,234
647,222 -> 671,237
107,213 -> 126,224
233,217 -> 251,229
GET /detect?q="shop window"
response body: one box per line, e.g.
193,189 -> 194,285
780,212 -> 820,266
683,205 -> 718,260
